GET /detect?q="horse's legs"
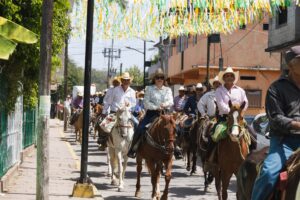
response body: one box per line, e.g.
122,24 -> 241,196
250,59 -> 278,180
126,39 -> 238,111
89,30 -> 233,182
221,172 -> 232,200
135,155 -> 143,198
190,148 -> 197,175
109,148 -> 118,186
154,162 -> 161,200
215,170 -> 222,200
148,161 -> 158,200
161,159 -> 173,200
117,150 -> 124,192
186,148 -> 191,171
107,151 -> 112,177
122,155 -> 128,180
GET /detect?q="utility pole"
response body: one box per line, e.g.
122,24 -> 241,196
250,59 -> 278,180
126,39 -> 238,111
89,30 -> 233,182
120,63 -> 123,76
37,0 -> 53,199
72,0 -> 97,197
103,44 -> 121,87
63,38 -> 68,132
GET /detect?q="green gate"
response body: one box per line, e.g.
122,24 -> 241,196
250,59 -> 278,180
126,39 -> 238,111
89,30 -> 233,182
22,109 -> 37,148
0,111 -> 8,177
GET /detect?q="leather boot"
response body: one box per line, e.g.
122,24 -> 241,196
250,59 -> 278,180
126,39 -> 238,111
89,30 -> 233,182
127,132 -> 141,158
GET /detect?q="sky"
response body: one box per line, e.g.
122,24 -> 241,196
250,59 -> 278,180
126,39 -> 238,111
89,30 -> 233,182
68,37 -> 159,73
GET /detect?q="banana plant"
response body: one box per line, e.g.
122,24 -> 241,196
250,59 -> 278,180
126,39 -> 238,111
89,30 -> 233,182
0,16 -> 38,60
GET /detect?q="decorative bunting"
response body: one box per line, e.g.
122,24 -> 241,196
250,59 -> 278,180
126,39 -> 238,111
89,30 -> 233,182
71,0 -> 300,39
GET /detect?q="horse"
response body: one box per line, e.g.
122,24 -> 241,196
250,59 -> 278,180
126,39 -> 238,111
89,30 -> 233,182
107,106 -> 134,192
135,112 -> 176,200
72,109 -> 83,143
214,100 -> 250,200
237,147 -> 300,200
197,115 -> 216,190
92,104 -> 103,139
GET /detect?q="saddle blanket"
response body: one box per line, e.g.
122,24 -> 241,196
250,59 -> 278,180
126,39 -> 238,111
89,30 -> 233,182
100,114 -> 116,133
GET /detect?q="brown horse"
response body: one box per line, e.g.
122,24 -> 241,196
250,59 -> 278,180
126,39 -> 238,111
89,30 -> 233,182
135,113 -> 176,200
72,110 -> 83,143
197,116 -> 216,189
237,148 -> 300,200
214,101 -> 250,200
92,104 -> 103,139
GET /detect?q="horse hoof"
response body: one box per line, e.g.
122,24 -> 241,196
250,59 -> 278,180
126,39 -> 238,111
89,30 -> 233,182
118,187 -> 124,192
135,191 -> 141,198
186,166 -> 190,171
161,194 -> 168,200
190,170 -> 196,176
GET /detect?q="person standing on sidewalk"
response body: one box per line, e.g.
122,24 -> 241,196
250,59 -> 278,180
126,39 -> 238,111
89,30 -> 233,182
251,46 -> 300,200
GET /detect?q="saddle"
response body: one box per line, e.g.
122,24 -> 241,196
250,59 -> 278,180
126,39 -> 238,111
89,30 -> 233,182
69,110 -> 81,125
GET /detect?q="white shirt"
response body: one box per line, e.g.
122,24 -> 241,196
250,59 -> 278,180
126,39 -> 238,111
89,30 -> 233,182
215,85 -> 248,116
144,85 -> 174,110
197,90 -> 217,117
102,85 -> 136,114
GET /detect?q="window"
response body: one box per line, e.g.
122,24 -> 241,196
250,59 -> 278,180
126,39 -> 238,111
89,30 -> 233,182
263,23 -> 269,31
193,35 -> 197,45
277,6 -> 288,26
240,76 -> 256,80
245,90 -> 262,108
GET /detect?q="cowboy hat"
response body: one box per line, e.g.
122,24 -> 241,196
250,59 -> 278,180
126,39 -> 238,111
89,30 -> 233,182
150,68 -> 165,81
209,75 -> 221,86
137,91 -> 145,98
112,76 -> 121,83
120,72 -> 133,81
196,83 -> 203,89
218,67 -> 239,85
285,45 -> 300,64
178,86 -> 186,91
77,92 -> 83,97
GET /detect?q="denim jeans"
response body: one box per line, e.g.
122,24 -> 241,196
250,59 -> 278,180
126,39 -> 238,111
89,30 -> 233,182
135,110 -> 160,136
251,135 -> 300,200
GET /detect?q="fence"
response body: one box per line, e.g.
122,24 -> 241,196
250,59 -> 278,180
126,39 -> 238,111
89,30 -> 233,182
23,109 -> 37,148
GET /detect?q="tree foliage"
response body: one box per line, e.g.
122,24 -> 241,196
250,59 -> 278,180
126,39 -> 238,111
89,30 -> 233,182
126,65 -> 143,86
0,0 -> 71,111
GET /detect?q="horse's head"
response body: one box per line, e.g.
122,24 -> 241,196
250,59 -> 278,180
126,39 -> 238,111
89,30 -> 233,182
115,106 -> 134,137
155,113 -> 176,154
94,104 -> 103,115
227,100 -> 246,137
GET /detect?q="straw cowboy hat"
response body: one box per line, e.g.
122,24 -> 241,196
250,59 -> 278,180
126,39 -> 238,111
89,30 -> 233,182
218,67 -> 239,85
178,86 -> 186,91
209,75 -> 221,86
77,91 -> 83,97
112,76 -> 121,83
120,72 -> 133,81
196,83 -> 203,89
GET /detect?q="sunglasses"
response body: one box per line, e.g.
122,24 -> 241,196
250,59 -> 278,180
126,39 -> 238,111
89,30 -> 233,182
155,76 -> 164,80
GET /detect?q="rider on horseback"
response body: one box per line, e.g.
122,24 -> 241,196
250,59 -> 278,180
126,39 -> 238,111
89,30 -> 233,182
251,46 -> 300,200
69,92 -> 84,125
197,75 -> 221,119
127,68 -> 174,158
205,67 -> 249,167
100,72 -> 137,150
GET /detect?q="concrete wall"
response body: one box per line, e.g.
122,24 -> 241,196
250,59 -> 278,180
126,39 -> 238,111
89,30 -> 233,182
268,3 -> 300,49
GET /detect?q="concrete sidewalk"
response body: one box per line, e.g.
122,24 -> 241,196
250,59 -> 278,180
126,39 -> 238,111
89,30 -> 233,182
0,119 -> 103,200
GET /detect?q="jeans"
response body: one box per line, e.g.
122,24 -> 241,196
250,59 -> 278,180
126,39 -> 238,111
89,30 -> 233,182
135,110 -> 160,136
251,135 -> 300,200
131,115 -> 139,130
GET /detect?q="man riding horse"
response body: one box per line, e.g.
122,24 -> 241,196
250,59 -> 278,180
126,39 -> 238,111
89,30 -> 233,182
205,67 -> 250,166
127,68 -> 174,158
100,72 -> 137,150
251,46 -> 300,200
69,91 -> 84,125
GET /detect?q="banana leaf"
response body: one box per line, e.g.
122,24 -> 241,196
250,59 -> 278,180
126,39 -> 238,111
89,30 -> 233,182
0,34 -> 17,60
0,16 -> 38,44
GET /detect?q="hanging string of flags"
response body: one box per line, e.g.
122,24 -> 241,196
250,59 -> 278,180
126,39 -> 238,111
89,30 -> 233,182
72,0 -> 300,39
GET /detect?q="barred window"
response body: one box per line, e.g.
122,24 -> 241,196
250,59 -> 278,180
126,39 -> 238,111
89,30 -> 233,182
245,90 -> 262,108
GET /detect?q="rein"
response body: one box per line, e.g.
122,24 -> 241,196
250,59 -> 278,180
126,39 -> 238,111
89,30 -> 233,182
145,131 -> 173,155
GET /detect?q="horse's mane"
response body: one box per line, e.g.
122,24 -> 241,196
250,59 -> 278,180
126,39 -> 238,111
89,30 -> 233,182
286,148 -> 300,177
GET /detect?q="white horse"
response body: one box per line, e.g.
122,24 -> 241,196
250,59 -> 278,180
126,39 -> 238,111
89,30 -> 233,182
107,106 -> 134,192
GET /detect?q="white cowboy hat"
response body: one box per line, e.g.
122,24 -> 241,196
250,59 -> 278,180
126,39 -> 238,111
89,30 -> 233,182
218,67 -> 239,85
209,75 -> 221,86
196,83 -> 203,89
178,86 -> 185,91
77,92 -> 83,97
120,72 -> 133,81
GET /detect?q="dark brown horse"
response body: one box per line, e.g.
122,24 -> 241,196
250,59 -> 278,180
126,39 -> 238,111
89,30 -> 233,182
197,116 -> 216,189
135,113 -> 176,200
92,104 -> 103,139
214,101 -> 250,200
237,148 -> 300,200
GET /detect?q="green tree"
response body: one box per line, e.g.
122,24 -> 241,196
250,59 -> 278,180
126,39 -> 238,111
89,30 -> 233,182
126,65 -> 143,86
0,0 -> 71,111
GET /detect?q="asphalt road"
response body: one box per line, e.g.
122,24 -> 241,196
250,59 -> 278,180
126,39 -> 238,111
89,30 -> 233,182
66,128 -> 237,200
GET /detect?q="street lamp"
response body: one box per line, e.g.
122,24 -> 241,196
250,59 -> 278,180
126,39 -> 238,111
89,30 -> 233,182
125,40 -> 155,88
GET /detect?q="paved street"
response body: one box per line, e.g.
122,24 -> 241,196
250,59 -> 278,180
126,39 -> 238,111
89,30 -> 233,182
0,119 -> 237,199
